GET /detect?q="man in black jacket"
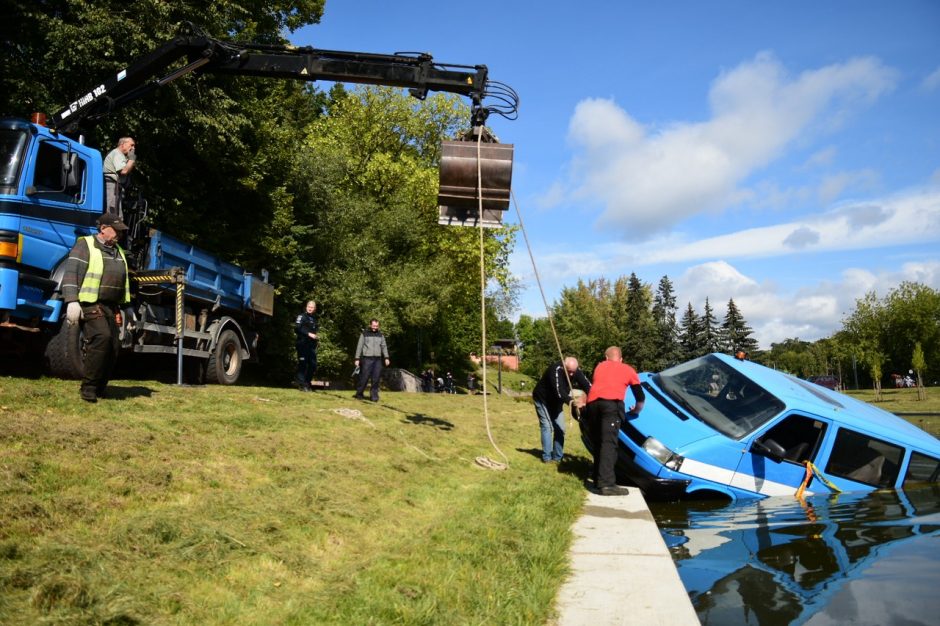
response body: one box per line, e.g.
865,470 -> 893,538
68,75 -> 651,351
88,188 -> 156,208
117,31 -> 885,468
532,357 -> 591,463
294,300 -> 319,391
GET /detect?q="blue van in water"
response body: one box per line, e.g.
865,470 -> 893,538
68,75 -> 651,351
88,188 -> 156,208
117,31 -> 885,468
582,353 -> 940,501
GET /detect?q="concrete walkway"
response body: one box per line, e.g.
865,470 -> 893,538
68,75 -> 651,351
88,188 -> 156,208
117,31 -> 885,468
552,489 -> 699,626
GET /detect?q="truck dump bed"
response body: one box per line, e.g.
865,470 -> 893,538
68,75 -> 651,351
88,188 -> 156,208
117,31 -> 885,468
142,229 -> 273,316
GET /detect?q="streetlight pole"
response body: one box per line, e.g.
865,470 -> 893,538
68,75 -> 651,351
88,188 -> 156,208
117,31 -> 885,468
497,345 -> 503,395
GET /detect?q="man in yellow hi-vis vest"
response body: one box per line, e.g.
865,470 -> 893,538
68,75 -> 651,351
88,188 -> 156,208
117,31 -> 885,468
61,213 -> 131,402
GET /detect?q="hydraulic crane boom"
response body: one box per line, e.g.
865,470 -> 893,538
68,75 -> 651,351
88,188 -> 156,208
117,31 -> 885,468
52,22 -> 517,132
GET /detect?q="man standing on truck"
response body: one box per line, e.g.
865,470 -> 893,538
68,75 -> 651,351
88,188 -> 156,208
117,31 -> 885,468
354,318 -> 390,402
583,346 -> 645,496
294,300 -> 319,391
61,214 -> 131,402
102,137 -> 136,217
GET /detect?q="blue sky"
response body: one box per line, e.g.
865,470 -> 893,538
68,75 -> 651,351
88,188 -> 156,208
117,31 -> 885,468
293,1 -> 940,348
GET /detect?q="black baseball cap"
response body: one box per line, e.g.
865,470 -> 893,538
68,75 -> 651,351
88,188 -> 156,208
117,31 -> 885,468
97,213 -> 128,231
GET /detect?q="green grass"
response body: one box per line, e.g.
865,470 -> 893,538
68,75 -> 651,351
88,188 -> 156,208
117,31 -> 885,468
3,377 -> 936,624
0,377 -> 586,625
843,386 -> 940,435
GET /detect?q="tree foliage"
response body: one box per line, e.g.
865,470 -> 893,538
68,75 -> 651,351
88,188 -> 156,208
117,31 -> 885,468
3,2 -> 517,379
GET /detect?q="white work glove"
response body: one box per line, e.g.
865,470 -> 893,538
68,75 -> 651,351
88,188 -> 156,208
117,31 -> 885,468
66,301 -> 82,324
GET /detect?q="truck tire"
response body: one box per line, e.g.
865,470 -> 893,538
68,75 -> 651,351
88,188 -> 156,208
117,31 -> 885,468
206,329 -> 242,385
45,322 -> 86,380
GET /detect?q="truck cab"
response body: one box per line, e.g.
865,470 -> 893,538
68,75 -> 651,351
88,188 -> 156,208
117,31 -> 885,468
1,118 -> 101,325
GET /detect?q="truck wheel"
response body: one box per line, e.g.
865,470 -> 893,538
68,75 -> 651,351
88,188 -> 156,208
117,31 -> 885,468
206,329 -> 241,385
45,322 -> 86,380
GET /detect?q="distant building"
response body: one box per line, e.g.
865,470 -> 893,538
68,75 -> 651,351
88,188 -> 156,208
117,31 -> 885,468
470,339 -> 519,371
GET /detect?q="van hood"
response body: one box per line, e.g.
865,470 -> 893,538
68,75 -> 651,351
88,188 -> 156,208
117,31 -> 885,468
628,378 -> 722,451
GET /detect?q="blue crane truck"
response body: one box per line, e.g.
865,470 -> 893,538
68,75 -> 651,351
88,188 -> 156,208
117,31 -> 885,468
0,23 -> 516,383
0,116 -> 274,384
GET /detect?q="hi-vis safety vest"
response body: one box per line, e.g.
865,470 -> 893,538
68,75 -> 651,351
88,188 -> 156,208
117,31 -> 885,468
77,236 -> 130,304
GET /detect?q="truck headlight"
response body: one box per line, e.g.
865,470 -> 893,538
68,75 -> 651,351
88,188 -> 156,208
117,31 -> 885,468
642,437 -> 684,471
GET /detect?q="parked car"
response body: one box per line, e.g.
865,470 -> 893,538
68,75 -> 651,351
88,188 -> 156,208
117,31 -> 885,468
580,353 -> 940,501
807,375 -> 840,390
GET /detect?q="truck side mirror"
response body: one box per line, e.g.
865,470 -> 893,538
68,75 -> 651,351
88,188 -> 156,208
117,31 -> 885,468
61,151 -> 79,189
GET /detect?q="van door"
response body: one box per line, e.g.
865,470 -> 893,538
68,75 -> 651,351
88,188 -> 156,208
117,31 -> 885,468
732,413 -> 829,497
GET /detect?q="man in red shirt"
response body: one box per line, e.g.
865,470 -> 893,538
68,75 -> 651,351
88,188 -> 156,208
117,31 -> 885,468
584,346 -> 645,495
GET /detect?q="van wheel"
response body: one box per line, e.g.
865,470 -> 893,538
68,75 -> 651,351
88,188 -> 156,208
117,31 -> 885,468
45,322 -> 86,379
206,329 -> 241,385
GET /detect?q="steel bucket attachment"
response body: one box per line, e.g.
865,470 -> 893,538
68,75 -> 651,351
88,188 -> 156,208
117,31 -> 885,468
438,133 -> 513,228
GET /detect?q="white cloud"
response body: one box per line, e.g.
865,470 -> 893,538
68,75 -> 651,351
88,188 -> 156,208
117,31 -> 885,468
561,54 -> 898,239
640,188 -> 940,264
803,146 -> 838,169
922,66 -> 940,91
817,168 -> 879,204
672,260 -> 940,348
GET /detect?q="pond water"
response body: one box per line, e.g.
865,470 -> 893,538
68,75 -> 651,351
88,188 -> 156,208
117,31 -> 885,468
649,485 -> 940,626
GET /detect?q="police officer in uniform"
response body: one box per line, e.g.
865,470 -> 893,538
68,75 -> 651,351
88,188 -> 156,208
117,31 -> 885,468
61,213 -> 131,402
294,300 -> 319,391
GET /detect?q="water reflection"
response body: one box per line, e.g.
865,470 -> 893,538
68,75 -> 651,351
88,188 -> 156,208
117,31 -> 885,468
650,485 -> 940,625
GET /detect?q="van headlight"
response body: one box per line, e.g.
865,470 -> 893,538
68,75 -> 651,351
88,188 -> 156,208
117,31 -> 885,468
642,437 -> 684,471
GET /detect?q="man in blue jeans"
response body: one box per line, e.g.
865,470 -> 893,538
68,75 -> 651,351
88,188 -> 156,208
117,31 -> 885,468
532,357 -> 591,463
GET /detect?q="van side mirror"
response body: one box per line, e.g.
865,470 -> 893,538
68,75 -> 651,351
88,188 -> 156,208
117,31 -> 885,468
753,438 -> 786,462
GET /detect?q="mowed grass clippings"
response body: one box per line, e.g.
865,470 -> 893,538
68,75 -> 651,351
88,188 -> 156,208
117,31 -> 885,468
0,376 -> 587,625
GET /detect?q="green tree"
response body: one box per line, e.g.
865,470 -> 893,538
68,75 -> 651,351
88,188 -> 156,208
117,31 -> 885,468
652,276 -> 681,369
720,298 -> 759,356
679,303 -> 704,360
701,298 -> 721,354
618,273 -> 656,370
912,341 -> 928,400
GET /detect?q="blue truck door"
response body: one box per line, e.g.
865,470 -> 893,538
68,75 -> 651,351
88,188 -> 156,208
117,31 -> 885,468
732,413 -> 831,497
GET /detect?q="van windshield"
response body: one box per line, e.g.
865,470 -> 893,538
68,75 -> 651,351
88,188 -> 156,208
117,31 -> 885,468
652,355 -> 784,439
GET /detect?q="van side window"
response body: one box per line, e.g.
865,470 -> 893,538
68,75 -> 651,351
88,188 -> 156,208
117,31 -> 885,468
903,452 -> 939,487
825,428 -> 903,487
757,414 -> 826,464
32,141 -> 86,203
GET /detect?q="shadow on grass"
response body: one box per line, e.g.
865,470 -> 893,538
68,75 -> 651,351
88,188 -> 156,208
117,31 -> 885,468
402,413 -> 455,431
516,447 -> 594,481
104,385 -> 156,400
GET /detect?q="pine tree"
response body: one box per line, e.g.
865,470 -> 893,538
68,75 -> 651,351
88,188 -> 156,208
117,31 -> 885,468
621,273 -> 657,370
701,297 -> 721,354
721,298 -> 759,355
652,276 -> 681,368
679,302 -> 704,360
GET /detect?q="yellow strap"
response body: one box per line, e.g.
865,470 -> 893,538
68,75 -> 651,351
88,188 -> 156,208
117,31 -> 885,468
795,460 -> 842,496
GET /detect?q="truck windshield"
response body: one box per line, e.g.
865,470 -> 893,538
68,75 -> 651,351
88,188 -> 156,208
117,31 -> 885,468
652,355 -> 784,439
0,129 -> 28,194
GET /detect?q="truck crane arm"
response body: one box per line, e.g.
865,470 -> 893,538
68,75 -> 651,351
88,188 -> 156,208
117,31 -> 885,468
51,22 -> 518,132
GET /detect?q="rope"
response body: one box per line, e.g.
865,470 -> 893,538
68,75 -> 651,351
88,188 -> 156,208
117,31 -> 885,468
475,128 -> 508,471
511,188 -> 579,423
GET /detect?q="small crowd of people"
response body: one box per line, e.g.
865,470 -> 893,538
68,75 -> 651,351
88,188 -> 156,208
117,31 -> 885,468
419,370 -> 460,394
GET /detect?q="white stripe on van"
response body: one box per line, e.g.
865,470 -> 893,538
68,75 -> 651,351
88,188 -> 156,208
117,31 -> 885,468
680,458 -> 813,498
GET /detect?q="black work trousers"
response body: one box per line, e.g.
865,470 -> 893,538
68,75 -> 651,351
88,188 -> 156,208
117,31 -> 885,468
295,342 -> 318,388
81,302 -> 120,395
356,356 -> 383,401
586,398 -> 625,489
